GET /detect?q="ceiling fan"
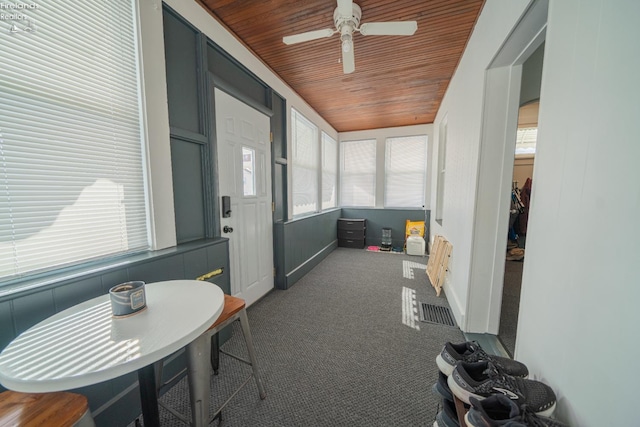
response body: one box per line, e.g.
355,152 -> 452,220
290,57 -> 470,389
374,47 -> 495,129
282,0 -> 418,74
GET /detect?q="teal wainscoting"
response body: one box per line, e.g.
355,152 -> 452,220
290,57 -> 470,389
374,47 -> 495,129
274,209 -> 341,289
341,208 -> 430,249
0,239 -> 229,427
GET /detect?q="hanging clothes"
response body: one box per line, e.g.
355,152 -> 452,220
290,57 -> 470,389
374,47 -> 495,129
519,177 -> 532,235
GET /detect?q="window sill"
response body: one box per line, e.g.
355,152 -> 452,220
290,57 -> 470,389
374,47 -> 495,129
0,238 -> 228,301
288,208 -> 341,223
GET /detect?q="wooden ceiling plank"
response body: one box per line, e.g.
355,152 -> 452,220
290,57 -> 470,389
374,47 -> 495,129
198,0 -> 484,131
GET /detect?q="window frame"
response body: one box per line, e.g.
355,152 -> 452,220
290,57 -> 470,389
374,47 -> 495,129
383,135 -> 428,208
321,131 -> 338,210
339,138 -> 377,208
0,0 -> 150,285
290,108 -> 319,217
435,119 -> 447,223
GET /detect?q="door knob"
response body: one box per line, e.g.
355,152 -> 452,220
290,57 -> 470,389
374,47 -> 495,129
223,225 -> 234,233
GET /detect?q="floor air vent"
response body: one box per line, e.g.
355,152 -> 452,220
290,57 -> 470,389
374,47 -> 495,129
418,303 -> 456,327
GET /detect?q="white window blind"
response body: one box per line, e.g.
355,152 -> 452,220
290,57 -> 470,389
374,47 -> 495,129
340,139 -> 376,207
385,135 -> 427,208
0,0 -> 149,282
291,109 -> 318,216
321,132 -> 337,210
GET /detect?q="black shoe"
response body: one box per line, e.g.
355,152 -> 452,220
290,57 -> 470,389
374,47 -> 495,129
436,341 -> 528,378
433,371 -> 454,401
434,397 -> 460,427
465,395 -> 568,426
448,361 -> 556,417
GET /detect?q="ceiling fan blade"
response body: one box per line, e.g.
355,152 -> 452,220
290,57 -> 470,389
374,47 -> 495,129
359,21 -> 418,36
337,0 -> 353,18
342,44 -> 355,74
283,28 -> 335,45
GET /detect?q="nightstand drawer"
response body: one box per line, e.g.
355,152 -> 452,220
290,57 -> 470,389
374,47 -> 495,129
338,218 -> 366,231
338,229 -> 365,240
338,238 -> 365,249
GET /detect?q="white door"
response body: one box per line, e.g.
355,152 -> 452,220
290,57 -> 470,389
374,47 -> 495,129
214,88 -> 273,306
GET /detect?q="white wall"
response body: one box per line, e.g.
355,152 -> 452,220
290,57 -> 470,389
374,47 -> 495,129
431,0 -> 640,423
515,0 -> 640,425
428,0 -> 531,326
138,0 -> 175,250
339,124 -> 434,209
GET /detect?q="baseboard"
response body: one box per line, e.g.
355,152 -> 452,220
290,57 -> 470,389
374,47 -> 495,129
442,279 -> 465,331
463,333 -> 510,358
284,240 -> 338,289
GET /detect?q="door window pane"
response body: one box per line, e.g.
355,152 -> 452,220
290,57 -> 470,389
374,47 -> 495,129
242,147 -> 256,196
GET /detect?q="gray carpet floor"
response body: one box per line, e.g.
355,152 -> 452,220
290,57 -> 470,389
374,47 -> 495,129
136,248 -> 464,426
498,259 -> 523,357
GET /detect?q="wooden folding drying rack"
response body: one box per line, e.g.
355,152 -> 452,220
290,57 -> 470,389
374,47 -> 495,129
426,235 -> 452,296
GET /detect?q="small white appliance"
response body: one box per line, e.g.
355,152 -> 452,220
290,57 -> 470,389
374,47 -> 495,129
406,235 -> 425,256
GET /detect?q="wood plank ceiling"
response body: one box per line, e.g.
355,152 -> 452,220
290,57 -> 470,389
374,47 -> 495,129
197,0 -> 485,132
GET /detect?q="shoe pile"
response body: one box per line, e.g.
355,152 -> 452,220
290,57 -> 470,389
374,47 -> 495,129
506,247 -> 525,261
432,370 -> 463,427
466,395 -> 568,426
433,341 -> 566,426
506,241 -> 519,250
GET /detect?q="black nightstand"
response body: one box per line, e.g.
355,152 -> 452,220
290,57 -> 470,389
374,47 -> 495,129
337,218 -> 366,248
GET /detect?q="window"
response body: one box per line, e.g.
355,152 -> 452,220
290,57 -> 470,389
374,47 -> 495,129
436,120 -> 448,222
384,135 -> 427,208
242,147 -> 256,196
515,127 -> 537,155
0,1 -> 148,282
291,109 -> 318,216
321,132 -> 337,209
340,139 -> 376,207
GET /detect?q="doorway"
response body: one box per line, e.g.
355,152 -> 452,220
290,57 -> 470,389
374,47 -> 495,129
465,0 -> 547,344
214,88 -> 274,307
499,96 -> 541,356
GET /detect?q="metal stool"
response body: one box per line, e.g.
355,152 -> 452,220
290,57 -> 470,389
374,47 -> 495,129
156,295 -> 266,426
0,391 -> 95,427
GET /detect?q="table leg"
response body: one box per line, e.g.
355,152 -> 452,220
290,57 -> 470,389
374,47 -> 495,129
211,334 -> 220,375
186,333 -> 211,427
138,364 -> 160,427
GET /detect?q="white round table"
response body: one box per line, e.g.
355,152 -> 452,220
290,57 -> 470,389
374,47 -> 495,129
0,280 -> 224,427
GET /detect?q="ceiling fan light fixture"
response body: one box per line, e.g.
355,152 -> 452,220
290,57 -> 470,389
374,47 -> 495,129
282,0 -> 418,74
341,33 -> 352,52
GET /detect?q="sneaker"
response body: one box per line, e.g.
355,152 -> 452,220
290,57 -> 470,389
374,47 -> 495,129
465,395 -> 568,427
432,371 -> 454,401
436,341 -> 529,378
448,361 -> 556,417
435,397 -> 460,427
465,395 -> 520,426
